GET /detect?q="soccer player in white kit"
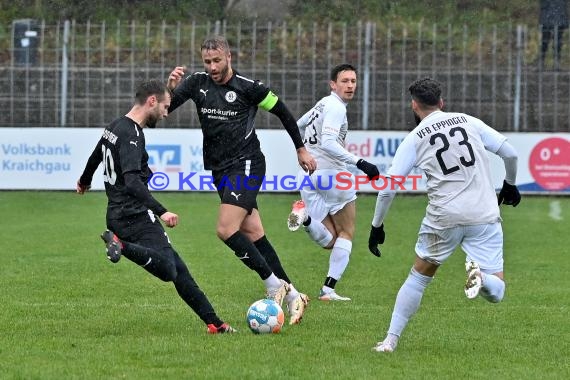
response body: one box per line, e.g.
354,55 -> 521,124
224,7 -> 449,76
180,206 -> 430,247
369,78 -> 521,352
287,64 -> 379,301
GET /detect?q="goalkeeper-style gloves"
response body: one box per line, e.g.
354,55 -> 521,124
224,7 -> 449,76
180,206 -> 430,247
368,224 -> 385,257
356,159 -> 380,181
498,180 -> 521,207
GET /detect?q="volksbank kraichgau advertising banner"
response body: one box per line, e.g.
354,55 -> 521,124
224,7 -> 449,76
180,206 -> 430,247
0,128 -> 568,193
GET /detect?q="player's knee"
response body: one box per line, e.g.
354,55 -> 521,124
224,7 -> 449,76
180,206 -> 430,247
321,236 -> 335,249
216,226 -> 235,241
155,258 -> 178,282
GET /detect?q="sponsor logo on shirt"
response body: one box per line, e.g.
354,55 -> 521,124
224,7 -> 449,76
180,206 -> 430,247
225,91 -> 237,103
200,107 -> 238,121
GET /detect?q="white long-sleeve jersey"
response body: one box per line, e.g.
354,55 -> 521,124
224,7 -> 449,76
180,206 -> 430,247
297,92 -> 359,170
373,110 -> 509,229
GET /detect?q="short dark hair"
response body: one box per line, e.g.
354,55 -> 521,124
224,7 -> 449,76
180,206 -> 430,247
134,79 -> 168,105
201,35 -> 230,52
408,77 -> 442,107
330,63 -> 357,81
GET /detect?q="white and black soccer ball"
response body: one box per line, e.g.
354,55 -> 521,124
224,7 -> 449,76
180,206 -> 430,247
246,299 -> 285,334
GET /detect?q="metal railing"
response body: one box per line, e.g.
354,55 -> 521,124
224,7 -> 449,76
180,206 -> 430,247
2,19 -> 569,132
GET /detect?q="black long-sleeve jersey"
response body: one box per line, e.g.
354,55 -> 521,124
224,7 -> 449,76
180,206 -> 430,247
169,70 -> 303,170
79,116 -> 167,220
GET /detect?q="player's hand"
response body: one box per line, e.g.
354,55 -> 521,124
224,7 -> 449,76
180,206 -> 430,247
167,66 -> 186,90
498,180 -> 521,207
297,147 -> 317,175
368,224 -> 385,257
76,180 -> 91,194
160,211 -> 179,228
356,159 -> 380,181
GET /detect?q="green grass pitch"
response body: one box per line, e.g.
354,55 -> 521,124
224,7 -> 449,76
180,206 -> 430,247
0,191 -> 568,379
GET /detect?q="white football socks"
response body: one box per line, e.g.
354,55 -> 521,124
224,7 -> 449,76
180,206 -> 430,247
480,272 -> 505,303
327,237 -> 352,280
387,268 -> 432,337
285,283 -> 300,303
304,218 -> 334,248
263,273 -> 282,290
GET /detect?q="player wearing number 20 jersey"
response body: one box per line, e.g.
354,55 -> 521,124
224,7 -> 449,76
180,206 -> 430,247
79,116 -> 167,221
77,80 -> 237,334
386,110 -> 506,229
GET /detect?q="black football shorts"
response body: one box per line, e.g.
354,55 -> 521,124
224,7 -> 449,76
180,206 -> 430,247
212,156 -> 266,213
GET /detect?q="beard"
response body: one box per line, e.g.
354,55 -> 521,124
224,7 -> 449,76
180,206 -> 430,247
209,65 -> 230,83
146,113 -> 159,128
413,111 -> 421,126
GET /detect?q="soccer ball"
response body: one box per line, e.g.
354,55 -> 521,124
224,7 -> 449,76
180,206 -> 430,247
246,299 -> 285,334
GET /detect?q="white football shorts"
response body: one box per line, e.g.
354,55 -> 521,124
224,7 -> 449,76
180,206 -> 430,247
415,220 -> 504,273
298,169 -> 357,222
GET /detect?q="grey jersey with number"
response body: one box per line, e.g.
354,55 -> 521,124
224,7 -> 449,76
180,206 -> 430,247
388,110 -> 506,228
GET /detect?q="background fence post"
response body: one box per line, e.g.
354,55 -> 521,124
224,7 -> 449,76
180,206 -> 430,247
361,21 -> 372,130
60,20 -> 70,127
514,24 -> 523,132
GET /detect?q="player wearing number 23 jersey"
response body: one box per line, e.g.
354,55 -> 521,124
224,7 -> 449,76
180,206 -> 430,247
368,78 -> 521,353
387,109 -> 505,229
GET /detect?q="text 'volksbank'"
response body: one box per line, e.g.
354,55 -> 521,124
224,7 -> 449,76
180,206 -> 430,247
1,143 -> 72,174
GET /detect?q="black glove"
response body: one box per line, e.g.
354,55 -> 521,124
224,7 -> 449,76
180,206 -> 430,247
356,159 -> 380,181
368,224 -> 385,257
498,180 -> 521,207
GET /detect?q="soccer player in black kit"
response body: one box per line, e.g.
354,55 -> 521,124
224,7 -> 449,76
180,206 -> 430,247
76,79 -> 236,334
167,35 -> 317,325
